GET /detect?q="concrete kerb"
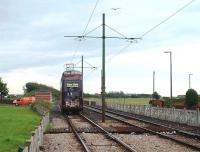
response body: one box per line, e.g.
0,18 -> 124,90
23,113 -> 49,152
197,108 -> 199,126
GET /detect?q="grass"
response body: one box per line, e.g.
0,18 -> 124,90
85,97 -> 150,105
0,104 -> 41,152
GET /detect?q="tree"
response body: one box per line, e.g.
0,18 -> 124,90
0,78 -> 9,100
185,89 -> 198,108
152,91 -> 160,100
106,91 -> 125,98
24,82 -> 60,101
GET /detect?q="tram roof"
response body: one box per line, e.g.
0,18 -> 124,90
63,70 -> 82,75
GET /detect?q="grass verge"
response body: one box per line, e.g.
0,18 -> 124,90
0,104 -> 41,152
85,97 -> 150,105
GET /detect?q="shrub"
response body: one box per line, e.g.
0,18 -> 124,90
152,91 -> 160,100
31,101 -> 51,115
163,97 -> 172,108
173,98 -> 184,103
185,89 -> 198,108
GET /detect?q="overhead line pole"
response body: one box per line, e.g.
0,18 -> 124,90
64,14 -> 140,123
164,51 -> 172,101
170,52 -> 172,101
102,13 -> 106,123
153,71 -> 155,94
189,73 -> 192,89
82,56 -> 84,104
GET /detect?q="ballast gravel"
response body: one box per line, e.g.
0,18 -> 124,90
51,116 -> 69,129
81,133 -> 125,152
115,134 -> 198,152
41,133 -> 82,152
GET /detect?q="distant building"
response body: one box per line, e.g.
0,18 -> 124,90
35,92 -> 52,102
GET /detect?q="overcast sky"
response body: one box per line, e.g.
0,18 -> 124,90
0,0 -> 200,96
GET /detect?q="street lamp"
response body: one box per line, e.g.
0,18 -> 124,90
189,74 -> 192,89
153,71 -> 155,93
164,51 -> 172,101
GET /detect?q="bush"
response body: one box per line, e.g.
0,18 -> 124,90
152,91 -> 160,100
185,89 -> 198,108
173,98 -> 184,103
163,97 -> 172,108
31,101 -> 51,115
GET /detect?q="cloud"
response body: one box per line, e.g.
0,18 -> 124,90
1,64 -> 65,94
31,13 -> 69,28
0,39 -> 47,52
82,39 -> 200,96
1,0 -> 200,97
0,0 -> 11,22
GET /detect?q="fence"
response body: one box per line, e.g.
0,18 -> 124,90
94,102 -> 200,127
22,113 -> 49,152
0,99 -> 13,104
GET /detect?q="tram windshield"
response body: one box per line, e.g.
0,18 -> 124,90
65,81 -> 81,101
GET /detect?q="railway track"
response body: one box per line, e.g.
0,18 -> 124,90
42,111 -> 85,152
87,105 -> 200,138
43,111 -> 138,151
84,105 -> 200,151
65,115 -> 91,152
105,105 -> 200,136
65,114 -> 138,152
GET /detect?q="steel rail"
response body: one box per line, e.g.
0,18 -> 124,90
84,106 -> 200,151
87,105 -> 200,139
79,113 -> 138,152
65,115 -> 91,152
107,108 -> 200,139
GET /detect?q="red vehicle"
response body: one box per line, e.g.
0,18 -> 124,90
16,96 -> 35,106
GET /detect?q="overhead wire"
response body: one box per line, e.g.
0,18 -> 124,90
84,60 -> 96,68
74,59 -> 82,66
83,22 -> 138,71
66,35 -> 140,39
106,43 -> 133,64
83,24 -> 102,36
83,41 -> 133,78
70,41 -> 82,63
140,0 -> 196,38
83,43 -> 132,78
84,68 -> 99,79
105,24 -> 127,38
83,59 -> 99,78
81,0 -> 100,36
102,0 -> 197,65
81,0 -> 195,76
98,23 -> 138,65
70,0 -> 100,63
69,24 -> 102,64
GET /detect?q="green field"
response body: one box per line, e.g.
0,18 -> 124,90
85,97 -> 150,105
0,104 -> 41,152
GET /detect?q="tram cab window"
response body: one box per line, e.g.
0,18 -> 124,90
66,88 -> 80,100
